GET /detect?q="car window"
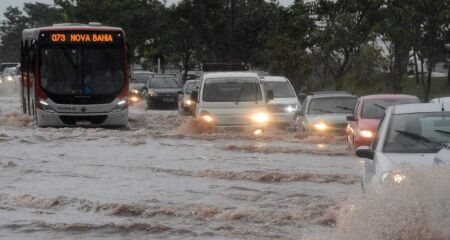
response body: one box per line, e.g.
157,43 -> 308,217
262,81 -> 296,98
307,97 -> 357,114
354,99 -> 361,117
301,97 -> 310,115
132,72 -> 151,83
202,77 -> 262,102
383,112 -> 450,153
362,99 -> 419,119
372,113 -> 386,151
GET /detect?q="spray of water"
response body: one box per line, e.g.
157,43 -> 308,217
331,166 -> 450,240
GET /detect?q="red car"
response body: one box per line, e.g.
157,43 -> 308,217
347,94 -> 420,149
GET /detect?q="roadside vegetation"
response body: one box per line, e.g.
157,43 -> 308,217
0,0 -> 449,101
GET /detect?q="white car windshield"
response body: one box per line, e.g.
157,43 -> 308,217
203,77 -> 262,102
263,81 -> 295,98
384,112 -> 450,153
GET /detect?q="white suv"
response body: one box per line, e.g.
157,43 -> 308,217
261,76 -> 300,129
192,72 -> 272,132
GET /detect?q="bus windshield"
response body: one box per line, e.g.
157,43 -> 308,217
40,46 -> 125,95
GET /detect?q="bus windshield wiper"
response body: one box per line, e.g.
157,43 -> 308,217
311,108 -> 333,113
374,103 -> 386,110
336,106 -> 353,111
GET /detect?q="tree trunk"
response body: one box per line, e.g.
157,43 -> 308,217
413,49 -> 419,84
447,61 -> 450,86
425,58 -> 433,101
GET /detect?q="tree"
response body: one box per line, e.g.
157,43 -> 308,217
0,7 -> 27,62
313,0 -> 381,90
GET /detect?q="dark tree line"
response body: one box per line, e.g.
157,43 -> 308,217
1,0 -> 449,100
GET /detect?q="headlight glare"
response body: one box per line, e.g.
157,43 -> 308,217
285,105 -> 297,112
251,112 -> 269,124
382,170 -> 406,184
359,130 -> 373,138
313,123 -> 328,131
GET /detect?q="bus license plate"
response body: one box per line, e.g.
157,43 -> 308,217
76,121 -> 91,126
163,98 -> 175,102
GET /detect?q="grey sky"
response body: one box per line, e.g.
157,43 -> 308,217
1,0 -> 295,20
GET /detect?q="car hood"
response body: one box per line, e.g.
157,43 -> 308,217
306,114 -> 348,124
149,88 -> 182,94
384,153 -> 436,168
129,83 -> 145,90
358,118 -> 380,132
268,98 -> 300,106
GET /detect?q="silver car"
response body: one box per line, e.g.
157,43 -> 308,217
356,102 -> 450,189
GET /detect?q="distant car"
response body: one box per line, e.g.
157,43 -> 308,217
0,63 -> 20,82
1,67 -> 20,84
143,74 -> 182,109
261,76 -> 300,129
129,70 -> 153,95
356,102 -> 450,189
347,95 -> 420,149
178,79 -> 201,115
296,91 -> 357,133
430,97 -> 450,103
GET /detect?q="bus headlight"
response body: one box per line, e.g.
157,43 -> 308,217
313,123 -> 328,131
39,99 -> 55,113
112,99 -> 128,111
359,130 -> 373,138
251,112 -> 269,124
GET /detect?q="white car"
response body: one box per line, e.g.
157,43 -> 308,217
192,71 -> 272,133
261,76 -> 300,129
356,102 -> 450,188
430,97 -> 450,103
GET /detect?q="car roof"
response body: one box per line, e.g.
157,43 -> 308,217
359,94 -> 419,100
392,102 -> 450,114
260,76 -> 288,82
430,97 -> 450,103
133,70 -> 153,74
203,71 -> 259,79
310,92 -> 356,98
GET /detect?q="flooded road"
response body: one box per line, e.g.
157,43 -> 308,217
0,96 -> 360,239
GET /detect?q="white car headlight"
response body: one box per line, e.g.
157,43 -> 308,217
251,112 -> 269,124
381,170 -> 406,184
313,122 -> 328,131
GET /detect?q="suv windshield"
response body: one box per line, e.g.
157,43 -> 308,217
132,72 -> 151,83
384,112 -> 450,153
40,47 -> 125,95
362,99 -> 418,119
308,97 -> 356,114
148,77 -> 180,89
263,81 -> 295,98
203,77 -> 262,102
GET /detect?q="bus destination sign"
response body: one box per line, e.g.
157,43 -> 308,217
41,32 -> 122,45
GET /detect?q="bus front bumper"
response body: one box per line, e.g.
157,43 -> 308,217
36,109 -> 128,127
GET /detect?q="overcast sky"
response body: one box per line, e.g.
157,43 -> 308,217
1,0 -> 295,21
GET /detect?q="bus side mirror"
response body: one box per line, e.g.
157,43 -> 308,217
266,90 -> 274,101
191,90 -> 198,102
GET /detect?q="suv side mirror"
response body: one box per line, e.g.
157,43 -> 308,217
266,90 -> 274,101
356,146 -> 374,160
346,115 -> 356,121
191,90 -> 198,102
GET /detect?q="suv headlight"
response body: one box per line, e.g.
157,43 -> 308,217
251,112 -> 269,124
285,105 -> 298,112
